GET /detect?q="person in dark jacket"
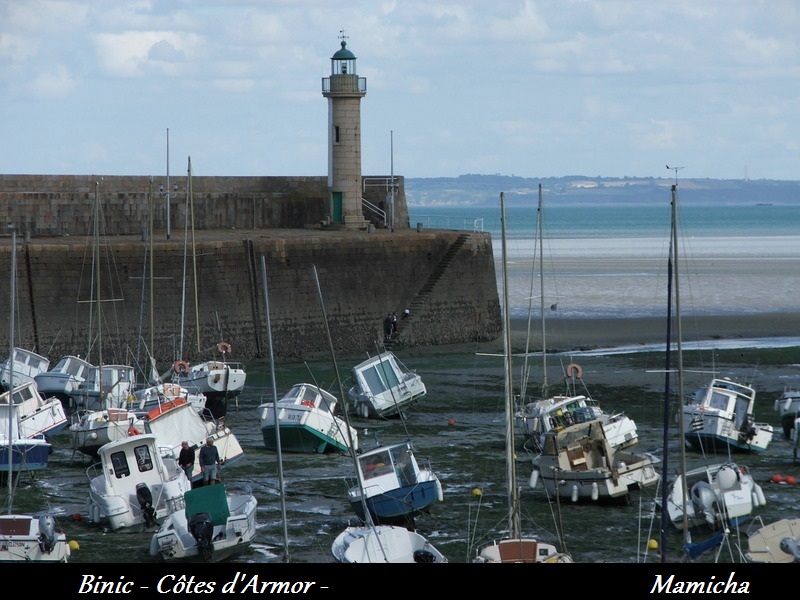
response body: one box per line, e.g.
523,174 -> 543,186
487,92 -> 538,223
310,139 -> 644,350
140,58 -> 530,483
178,440 -> 195,482
383,313 -> 393,341
199,437 -> 221,485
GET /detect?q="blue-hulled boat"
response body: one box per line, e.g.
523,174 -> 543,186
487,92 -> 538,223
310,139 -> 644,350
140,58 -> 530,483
347,440 -> 442,525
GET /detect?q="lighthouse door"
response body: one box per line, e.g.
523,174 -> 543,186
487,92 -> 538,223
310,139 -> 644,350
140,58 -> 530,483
332,191 -> 343,223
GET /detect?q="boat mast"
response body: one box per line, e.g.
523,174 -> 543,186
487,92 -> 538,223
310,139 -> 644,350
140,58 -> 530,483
259,256 -> 289,562
672,184 -> 690,547
500,192 -> 520,538
7,228 -> 16,508
537,184 -> 547,397
189,158 -> 200,353
95,181 -> 102,370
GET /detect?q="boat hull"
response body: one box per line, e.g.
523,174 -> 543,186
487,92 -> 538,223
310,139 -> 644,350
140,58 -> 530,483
0,515 -> 70,563
261,423 -> 349,454
331,525 -> 447,563
350,480 -> 440,524
150,486 -> 257,562
0,440 -> 51,472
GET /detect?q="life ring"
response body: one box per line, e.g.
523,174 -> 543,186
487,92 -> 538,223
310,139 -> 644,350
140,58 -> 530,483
128,425 -> 141,436
174,360 -> 190,375
565,363 -> 583,380
217,342 -> 232,355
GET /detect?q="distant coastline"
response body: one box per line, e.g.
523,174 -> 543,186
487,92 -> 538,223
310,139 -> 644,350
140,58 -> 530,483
405,174 -> 800,206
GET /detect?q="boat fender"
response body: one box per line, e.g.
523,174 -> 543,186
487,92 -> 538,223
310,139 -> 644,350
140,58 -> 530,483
174,360 -> 190,376
565,363 -> 583,380
529,469 -> 539,489
360,403 -> 370,419
436,478 -> 444,502
128,425 -> 141,436
217,342 -> 232,355
591,482 -> 599,501
754,484 -> 767,507
571,485 -> 579,503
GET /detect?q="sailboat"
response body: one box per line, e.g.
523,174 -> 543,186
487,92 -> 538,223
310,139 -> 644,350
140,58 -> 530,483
170,158 -> 246,419
306,266 -> 445,563
474,192 -> 572,564
0,229 -> 71,563
70,181 -> 136,414
657,183 -> 765,562
526,187 -> 660,504
515,184 -> 639,454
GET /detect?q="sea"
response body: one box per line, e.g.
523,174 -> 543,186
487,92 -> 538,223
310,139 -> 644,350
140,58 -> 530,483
408,201 -> 800,320
6,198 -> 800,579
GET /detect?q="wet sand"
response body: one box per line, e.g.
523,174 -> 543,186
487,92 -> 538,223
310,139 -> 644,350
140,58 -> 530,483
508,312 -> 800,351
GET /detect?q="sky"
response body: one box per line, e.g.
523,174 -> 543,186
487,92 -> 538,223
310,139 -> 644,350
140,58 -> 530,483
1,1 -> 798,181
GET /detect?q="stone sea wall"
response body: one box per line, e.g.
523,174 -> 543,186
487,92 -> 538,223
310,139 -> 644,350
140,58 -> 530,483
0,229 -> 501,366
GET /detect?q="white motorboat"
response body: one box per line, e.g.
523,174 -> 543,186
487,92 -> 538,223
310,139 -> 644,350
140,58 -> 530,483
172,343 -> 246,420
517,387 -> 639,454
259,383 -> 357,454
0,347 -> 50,392
662,462 -> 766,531
150,483 -> 257,562
774,387 -> 800,439
34,354 -> 93,415
86,433 -> 192,532
683,377 -> 773,454
71,363 -> 136,413
530,416 -> 661,503
0,379 -> 68,439
331,525 -> 448,563
347,351 -> 426,419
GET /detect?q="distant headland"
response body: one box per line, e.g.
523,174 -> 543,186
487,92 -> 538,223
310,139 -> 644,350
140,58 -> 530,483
405,174 -> 800,206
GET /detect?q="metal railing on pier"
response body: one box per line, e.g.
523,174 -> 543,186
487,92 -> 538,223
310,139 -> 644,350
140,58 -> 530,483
407,214 -> 484,233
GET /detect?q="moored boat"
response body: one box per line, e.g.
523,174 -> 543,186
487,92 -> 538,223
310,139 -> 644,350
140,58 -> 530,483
150,482 -> 257,562
683,377 -> 773,453
86,433 -> 192,532
259,382 -> 357,454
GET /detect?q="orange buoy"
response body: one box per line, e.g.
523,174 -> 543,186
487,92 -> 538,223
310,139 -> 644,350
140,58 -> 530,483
72,513 -> 82,522
448,419 -> 456,426
772,474 -> 785,484
787,475 -> 797,485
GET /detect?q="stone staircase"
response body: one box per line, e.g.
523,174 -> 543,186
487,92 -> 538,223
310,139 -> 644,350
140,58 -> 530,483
386,233 -> 470,348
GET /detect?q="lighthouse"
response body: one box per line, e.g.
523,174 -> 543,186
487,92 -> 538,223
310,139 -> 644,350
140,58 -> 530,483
322,34 -> 368,230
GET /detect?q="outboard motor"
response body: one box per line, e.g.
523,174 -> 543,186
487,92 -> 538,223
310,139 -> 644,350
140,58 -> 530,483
690,481 -> 720,528
37,515 -> 58,553
136,483 -> 157,527
780,537 -> 800,561
413,549 -> 436,563
188,512 -> 214,561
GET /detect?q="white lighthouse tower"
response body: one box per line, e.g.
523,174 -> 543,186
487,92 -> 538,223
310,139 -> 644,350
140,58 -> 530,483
322,34 -> 368,230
